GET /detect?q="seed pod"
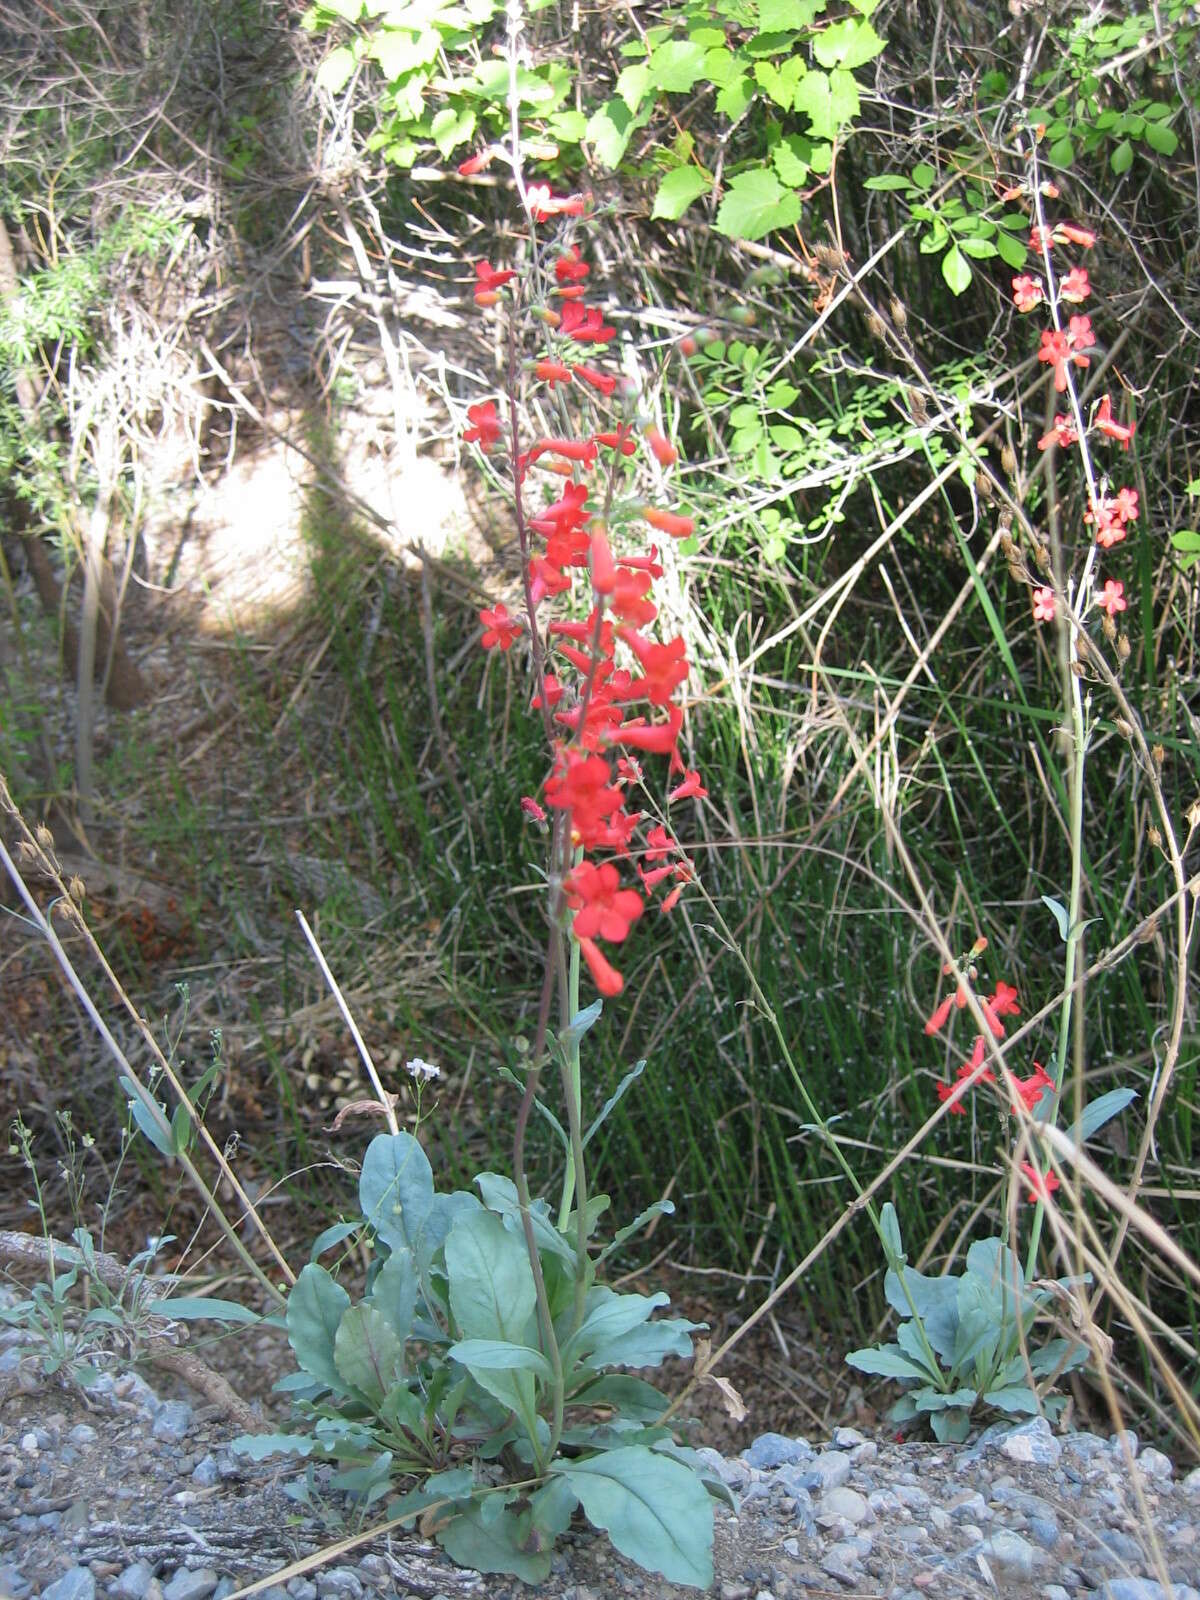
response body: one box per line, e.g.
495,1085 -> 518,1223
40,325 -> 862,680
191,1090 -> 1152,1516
1148,825 -> 1163,849
36,824 -> 54,848
1116,633 -> 1132,662
69,875 -> 86,904
1101,613 -> 1117,642
1034,542 -> 1051,573
1001,444 -> 1017,477
978,473 -> 994,500
1115,716 -> 1134,739
907,388 -> 928,424
889,297 -> 908,331
1000,532 -> 1016,559
1151,743 -> 1165,771
727,304 -> 757,327
999,508 -> 1014,534
1070,660 -> 1087,678
866,311 -> 887,342
814,243 -> 847,272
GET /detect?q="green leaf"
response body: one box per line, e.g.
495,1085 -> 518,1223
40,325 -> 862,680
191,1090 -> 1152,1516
942,245 -> 972,294
1041,894 -> 1070,942
716,73 -> 753,120
879,1202 -> 905,1265
446,1209 -> 536,1343
546,109 -> 587,142
792,69 -> 835,139
118,1077 -> 173,1158
982,1384 -> 1042,1414
1169,529 -> 1200,568
652,167 -> 712,220
439,1502 -> 552,1584
359,1133 -> 477,1274
995,229 -> 1027,269
568,1373 -> 670,1421
287,1264 -> 351,1392
1048,136 -> 1075,168
474,1172 -> 577,1268
813,17 -> 885,70
230,1431 -> 316,1461
914,1386 -> 977,1411
1111,139 -> 1134,174
1073,1087 -> 1137,1143
562,1288 -> 669,1364
616,62 -> 651,112
1144,121 -> 1178,155
334,1304 -> 406,1403
864,173 -> 911,191
771,133 -> 811,187
373,27 -> 440,81
596,1200 -> 675,1265
930,1407 -> 971,1443
316,45 -> 356,94
554,1446 -> 713,1587
144,1296 -> 259,1324
754,56 -> 806,110
447,1338 -> 553,1378
430,106 -> 475,159
366,1252 -> 419,1346
587,99 -> 636,168
587,1316 -> 702,1371
757,0 -> 819,25
715,168 -> 801,241
583,1059 -> 647,1146
845,1343 -> 932,1379
310,1221 -> 359,1260
647,40 -> 708,93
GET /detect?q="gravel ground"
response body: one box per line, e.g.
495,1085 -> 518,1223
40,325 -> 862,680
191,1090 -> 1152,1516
2,1336 -> 1199,1600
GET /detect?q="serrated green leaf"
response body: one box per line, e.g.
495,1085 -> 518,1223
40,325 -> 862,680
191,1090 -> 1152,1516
813,17 -> 885,69
942,245 -> 973,294
652,167 -> 712,220
716,72 -> 753,120
616,62 -> 651,112
316,45 -> 356,94
587,99 -> 636,167
647,39 -> 708,93
335,1303 -> 406,1402
554,1446 -> 713,1587
754,55 -> 806,110
771,133 -> 811,186
715,168 -> 801,240
287,1264 -> 351,1392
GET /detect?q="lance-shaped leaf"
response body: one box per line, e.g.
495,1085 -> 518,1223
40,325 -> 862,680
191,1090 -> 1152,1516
438,1501 -> 552,1584
334,1304 -> 405,1403
445,1211 -> 540,1426
287,1263 -> 351,1393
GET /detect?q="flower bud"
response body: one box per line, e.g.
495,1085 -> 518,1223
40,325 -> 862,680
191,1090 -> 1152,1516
727,304 -> 758,327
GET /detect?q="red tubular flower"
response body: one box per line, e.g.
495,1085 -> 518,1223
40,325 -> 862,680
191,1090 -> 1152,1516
556,246 -> 589,284
1012,275 -> 1043,313
661,882 -> 686,914
463,400 -> 501,449
530,481 -> 590,538
535,359 -> 573,387
1055,221 -> 1096,248
590,520 -> 617,595
1038,414 -> 1079,451
479,603 -> 521,651
1032,586 -> 1056,622
1098,578 -> 1127,617
1060,266 -> 1091,302
528,437 -> 598,467
612,705 -> 683,755
594,429 -> 638,457
520,795 -> 547,823
925,985 -> 968,1034
531,673 -> 564,709
668,768 -> 708,803
474,261 -> 516,304
1094,394 -> 1136,450
565,861 -> 644,942
573,364 -> 617,397
1029,225 -> 1055,253
577,935 -> 624,996
1020,1161 -> 1061,1204
561,301 -> 616,344
527,185 -> 589,222
936,1079 -> 969,1115
1012,1062 -> 1055,1113
645,426 -> 678,467
990,981 -> 1020,1018
458,148 -> 496,176
643,506 -> 695,540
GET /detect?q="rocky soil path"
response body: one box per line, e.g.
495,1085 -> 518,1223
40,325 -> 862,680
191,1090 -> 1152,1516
2,1350 -> 1198,1600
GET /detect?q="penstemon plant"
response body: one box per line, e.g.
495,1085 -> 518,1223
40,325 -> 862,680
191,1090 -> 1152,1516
231,72 -> 726,1590
847,145 -> 1144,1443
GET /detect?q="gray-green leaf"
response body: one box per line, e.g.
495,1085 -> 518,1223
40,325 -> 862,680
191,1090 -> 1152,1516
554,1446 -> 713,1588
287,1264 -> 351,1392
334,1304 -> 405,1403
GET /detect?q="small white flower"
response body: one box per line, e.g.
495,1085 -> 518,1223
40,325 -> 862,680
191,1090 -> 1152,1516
405,1057 -> 441,1084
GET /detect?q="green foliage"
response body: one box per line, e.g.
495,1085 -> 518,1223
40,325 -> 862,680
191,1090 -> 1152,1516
862,162 -> 1028,293
233,1132 -> 718,1587
846,1209 -> 1089,1443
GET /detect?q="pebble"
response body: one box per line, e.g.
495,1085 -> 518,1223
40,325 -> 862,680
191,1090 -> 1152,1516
1001,1417 -> 1063,1466
152,1402 -> 194,1444
111,1562 -> 154,1600
744,1432 -> 812,1469
38,1572 -> 95,1600
161,1570 -> 220,1600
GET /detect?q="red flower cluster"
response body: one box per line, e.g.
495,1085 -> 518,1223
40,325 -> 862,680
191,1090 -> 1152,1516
928,969 -> 1054,1123
465,226 -> 703,997
1013,214 -> 1139,622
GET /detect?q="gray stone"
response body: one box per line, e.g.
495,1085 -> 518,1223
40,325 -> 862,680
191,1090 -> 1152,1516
1182,1466 -> 1200,1496
1042,1587 -> 1072,1600
111,1564 -> 154,1600
818,1486 -> 870,1526
190,1454 -> 220,1488
151,1402 -> 194,1444
0,1566 -> 31,1599
849,1440 -> 877,1465
1095,1530 -> 1145,1566
1000,1417 -> 1062,1467
799,1451 -> 852,1491
1099,1584 -> 1172,1600
39,1571 -> 95,1600
831,1427 -> 867,1449
892,1482 -> 930,1511
695,1446 -> 751,1489
67,1424 -> 98,1446
1029,1515 -> 1061,1550
929,1505 -> 951,1534
821,1543 -> 864,1587
981,1531 -> 1038,1582
948,1490 -> 988,1522
743,1432 -> 813,1469
315,1573 -> 362,1600
867,1489 -> 901,1515
1136,1447 -> 1173,1480
161,1570 -> 219,1600
213,1582 -> 236,1600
